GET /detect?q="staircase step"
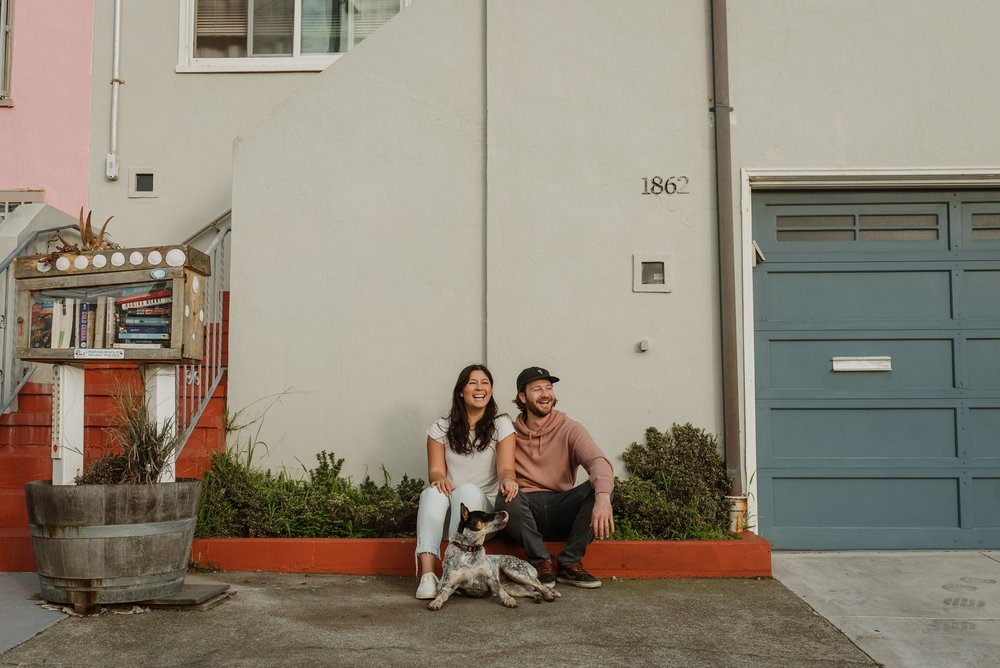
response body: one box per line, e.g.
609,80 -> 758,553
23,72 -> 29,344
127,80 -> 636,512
0,489 -> 28,528
0,454 -> 52,487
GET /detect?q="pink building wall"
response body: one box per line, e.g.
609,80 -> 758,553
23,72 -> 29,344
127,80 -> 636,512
0,0 -> 93,213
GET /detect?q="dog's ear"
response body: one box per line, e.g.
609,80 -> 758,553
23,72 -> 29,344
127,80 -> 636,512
460,503 -> 469,521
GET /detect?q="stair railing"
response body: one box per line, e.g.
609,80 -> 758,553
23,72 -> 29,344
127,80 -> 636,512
0,224 -> 79,414
174,210 -> 231,456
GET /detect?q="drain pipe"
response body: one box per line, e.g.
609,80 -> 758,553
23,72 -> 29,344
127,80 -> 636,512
709,0 -> 742,496
106,0 -> 122,181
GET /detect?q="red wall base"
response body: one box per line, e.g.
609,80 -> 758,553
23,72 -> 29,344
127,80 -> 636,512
188,533 -> 771,579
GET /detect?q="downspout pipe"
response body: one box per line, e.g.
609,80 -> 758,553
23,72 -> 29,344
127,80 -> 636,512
710,0 -> 743,495
106,0 -> 122,180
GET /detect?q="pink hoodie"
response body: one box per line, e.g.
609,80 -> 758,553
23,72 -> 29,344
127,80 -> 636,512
512,409 -> 614,496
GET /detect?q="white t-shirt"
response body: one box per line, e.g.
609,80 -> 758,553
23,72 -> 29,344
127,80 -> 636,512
426,415 -> 515,497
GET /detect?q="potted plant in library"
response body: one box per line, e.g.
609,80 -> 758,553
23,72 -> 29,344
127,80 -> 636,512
23,371 -> 200,613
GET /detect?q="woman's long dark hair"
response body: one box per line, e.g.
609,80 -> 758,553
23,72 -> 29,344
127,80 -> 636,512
445,364 -> 499,455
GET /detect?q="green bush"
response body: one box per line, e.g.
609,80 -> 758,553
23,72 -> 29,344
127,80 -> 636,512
196,448 -> 423,538
612,423 -> 733,540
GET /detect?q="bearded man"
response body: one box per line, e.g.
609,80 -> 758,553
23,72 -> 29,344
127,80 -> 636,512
494,366 -> 615,588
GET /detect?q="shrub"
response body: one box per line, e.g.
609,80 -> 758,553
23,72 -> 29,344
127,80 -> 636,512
612,423 -> 733,540
195,448 -> 423,538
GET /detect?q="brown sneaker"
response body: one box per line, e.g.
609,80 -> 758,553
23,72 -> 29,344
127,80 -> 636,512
534,558 -> 556,588
557,561 -> 602,588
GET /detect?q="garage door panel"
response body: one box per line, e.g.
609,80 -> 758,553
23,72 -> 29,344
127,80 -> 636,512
768,408 -> 957,459
755,191 -> 1000,549
970,409 -> 1000,457
964,270 -> 1000,319
767,339 -> 953,391
965,339 -> 1000,388
770,477 -> 959,528
764,270 -> 952,322
973,479 -> 1000,527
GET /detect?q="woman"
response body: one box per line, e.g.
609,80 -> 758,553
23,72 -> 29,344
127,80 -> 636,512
414,364 -> 518,599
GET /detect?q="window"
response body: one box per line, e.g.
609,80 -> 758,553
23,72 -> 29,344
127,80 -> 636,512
0,190 -> 44,222
179,0 -> 406,72
0,0 -> 12,104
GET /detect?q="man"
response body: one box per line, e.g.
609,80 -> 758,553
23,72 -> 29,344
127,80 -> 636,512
495,366 -> 615,588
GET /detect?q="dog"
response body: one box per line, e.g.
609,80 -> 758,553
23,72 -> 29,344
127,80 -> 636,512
427,503 -> 559,610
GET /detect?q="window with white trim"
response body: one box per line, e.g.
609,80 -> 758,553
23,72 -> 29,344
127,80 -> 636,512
1,0 -> 13,103
0,191 -> 44,222
179,0 -> 406,73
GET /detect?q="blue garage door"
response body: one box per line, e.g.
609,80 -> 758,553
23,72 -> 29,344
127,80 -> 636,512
754,191 -> 1000,549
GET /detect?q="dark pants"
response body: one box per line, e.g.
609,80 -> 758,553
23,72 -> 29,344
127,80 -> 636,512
495,482 -> 596,568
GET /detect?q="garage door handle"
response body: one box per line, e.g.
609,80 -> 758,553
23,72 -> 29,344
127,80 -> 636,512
831,356 -> 892,372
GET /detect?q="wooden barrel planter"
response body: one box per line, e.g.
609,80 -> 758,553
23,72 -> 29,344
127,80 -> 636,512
24,479 -> 201,610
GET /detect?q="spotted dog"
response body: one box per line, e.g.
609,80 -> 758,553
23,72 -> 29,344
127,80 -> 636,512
427,503 -> 560,610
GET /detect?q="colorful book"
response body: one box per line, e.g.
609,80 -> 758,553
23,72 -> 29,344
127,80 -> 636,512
30,302 -> 54,349
121,296 -> 172,310
116,331 -> 170,340
78,302 -> 91,349
121,316 -> 170,326
105,297 -> 116,347
118,326 -> 170,335
94,297 -> 106,349
124,307 -> 170,317
117,289 -> 171,306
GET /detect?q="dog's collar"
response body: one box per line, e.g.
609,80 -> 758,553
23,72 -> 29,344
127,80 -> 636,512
450,540 -> 484,553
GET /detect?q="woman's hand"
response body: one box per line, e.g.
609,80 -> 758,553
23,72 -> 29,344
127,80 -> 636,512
430,477 -> 454,496
500,476 -> 519,502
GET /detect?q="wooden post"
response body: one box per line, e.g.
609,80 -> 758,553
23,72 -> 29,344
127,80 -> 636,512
51,364 -> 85,485
146,364 -> 177,483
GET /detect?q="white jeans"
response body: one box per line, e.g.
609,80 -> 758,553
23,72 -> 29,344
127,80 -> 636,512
415,483 -> 493,560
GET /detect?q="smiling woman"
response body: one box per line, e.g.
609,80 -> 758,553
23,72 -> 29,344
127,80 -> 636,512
412,364 -> 518,599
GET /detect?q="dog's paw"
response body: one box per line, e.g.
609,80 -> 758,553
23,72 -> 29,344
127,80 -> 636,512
541,589 -> 557,602
501,596 -> 518,609
427,599 -> 444,611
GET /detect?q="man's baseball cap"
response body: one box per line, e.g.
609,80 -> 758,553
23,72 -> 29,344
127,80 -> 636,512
516,366 -> 560,392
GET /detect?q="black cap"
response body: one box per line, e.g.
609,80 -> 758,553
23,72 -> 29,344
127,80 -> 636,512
516,367 -> 560,392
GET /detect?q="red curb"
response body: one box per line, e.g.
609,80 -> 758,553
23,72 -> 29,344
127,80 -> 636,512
188,533 -> 771,579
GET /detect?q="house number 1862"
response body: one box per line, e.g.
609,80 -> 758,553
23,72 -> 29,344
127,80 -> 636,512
641,176 -> 690,195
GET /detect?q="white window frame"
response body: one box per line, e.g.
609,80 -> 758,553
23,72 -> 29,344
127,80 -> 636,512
1,0 -> 13,104
177,0 -> 410,73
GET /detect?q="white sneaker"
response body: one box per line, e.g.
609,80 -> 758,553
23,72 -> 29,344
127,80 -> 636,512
415,572 -> 439,600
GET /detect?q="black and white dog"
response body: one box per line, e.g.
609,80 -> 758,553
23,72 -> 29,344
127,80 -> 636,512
427,503 -> 559,610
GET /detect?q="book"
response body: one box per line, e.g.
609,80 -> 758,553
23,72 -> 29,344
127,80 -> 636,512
121,316 -> 170,326
112,342 -> 165,349
118,325 -> 170,335
72,299 -> 80,348
58,299 -> 75,349
30,301 -> 53,349
105,297 -> 116,347
116,331 -> 170,340
78,302 -> 91,349
50,301 -> 62,349
94,297 -> 106,349
121,296 -> 172,310
117,288 -> 171,306
115,282 -> 168,299
122,307 -> 170,317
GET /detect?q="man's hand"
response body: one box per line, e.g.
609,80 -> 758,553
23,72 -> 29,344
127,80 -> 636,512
591,492 -> 615,539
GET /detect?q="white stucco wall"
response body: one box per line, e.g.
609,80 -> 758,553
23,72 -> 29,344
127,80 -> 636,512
485,2 -> 721,462
230,0 -> 724,480
87,1 -> 317,246
230,0 -> 487,478
729,1 -> 1000,169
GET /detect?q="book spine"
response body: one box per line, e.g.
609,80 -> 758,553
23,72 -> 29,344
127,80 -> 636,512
125,307 -> 170,316
120,296 -> 172,310
118,326 -> 170,334
78,302 -> 90,349
117,289 -> 171,305
121,316 -> 170,326
117,332 -> 170,340
112,342 -> 165,349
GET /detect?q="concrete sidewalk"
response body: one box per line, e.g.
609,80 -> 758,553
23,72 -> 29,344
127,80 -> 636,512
1,571 -> 875,667
774,550 -> 1000,668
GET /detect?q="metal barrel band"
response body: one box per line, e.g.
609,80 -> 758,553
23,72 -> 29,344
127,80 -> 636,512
29,517 -> 195,539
